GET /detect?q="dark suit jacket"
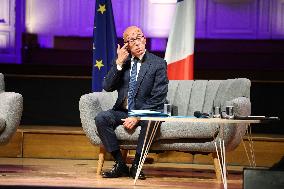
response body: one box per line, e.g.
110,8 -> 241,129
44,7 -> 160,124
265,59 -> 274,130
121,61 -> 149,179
103,51 -> 168,111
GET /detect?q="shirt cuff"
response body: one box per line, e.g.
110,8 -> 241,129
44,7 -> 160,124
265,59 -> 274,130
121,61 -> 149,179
116,64 -> 122,71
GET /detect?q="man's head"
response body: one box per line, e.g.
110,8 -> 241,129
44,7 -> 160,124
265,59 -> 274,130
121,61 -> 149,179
123,26 -> 146,57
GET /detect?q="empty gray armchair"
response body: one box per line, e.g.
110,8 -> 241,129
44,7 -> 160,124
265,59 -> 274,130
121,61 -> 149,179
0,73 -> 23,144
79,78 -> 251,179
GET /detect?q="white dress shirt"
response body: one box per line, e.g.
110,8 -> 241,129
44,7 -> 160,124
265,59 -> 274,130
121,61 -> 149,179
117,51 -> 146,109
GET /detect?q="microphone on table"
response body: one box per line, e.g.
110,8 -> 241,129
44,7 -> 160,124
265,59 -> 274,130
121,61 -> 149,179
194,111 -> 210,118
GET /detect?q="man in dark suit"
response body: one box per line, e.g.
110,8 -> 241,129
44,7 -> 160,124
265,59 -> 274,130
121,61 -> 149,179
95,26 -> 168,179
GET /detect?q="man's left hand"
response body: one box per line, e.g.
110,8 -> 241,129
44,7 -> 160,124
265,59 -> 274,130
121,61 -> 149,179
123,117 -> 139,130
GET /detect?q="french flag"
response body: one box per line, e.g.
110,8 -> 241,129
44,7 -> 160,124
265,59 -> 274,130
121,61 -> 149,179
165,0 -> 195,80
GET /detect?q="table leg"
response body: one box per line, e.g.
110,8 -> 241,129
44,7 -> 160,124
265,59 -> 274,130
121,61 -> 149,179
240,124 -> 256,168
214,124 -> 227,189
134,120 -> 161,185
140,121 -> 160,170
247,125 -> 256,167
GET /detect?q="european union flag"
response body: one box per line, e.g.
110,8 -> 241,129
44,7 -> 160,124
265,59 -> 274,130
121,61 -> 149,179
92,0 -> 117,91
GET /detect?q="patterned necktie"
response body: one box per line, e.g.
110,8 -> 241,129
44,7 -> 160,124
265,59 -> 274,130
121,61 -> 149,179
128,57 -> 139,111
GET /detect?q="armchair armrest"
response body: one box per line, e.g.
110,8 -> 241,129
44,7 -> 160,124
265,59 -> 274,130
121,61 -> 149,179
0,73 -> 4,92
217,97 -> 251,151
225,96 -> 251,117
0,92 -> 23,144
79,91 -> 117,145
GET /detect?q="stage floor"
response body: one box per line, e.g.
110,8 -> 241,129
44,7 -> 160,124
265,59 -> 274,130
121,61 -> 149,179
0,158 -> 244,188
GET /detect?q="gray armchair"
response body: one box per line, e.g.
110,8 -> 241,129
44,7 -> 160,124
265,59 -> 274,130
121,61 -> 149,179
79,78 -> 251,179
0,73 -> 23,144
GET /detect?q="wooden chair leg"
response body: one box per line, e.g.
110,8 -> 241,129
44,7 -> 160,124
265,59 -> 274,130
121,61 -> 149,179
121,149 -> 128,162
212,152 -> 222,182
97,146 -> 106,175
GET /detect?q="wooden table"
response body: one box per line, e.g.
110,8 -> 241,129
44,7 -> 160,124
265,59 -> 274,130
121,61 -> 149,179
134,117 -> 262,189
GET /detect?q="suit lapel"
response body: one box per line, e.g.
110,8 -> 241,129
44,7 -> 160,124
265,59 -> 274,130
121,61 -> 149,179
134,52 -> 150,96
124,59 -> 131,89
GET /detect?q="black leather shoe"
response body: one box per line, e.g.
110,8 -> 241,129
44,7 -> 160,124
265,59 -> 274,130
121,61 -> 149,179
102,161 -> 129,178
130,164 -> 146,180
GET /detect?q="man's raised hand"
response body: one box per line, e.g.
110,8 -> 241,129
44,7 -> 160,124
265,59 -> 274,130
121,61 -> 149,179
116,43 -> 129,67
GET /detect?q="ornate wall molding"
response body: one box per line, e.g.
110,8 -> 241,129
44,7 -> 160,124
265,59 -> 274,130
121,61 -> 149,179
0,32 -> 9,50
0,0 -> 23,63
24,0 -> 284,41
112,0 -> 135,37
196,0 -> 207,38
272,0 -> 284,39
207,0 -> 257,39
78,0 -> 95,36
0,0 -> 13,49
257,0 -> 272,38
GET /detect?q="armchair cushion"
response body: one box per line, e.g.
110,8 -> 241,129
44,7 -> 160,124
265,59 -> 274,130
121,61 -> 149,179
111,122 -> 219,141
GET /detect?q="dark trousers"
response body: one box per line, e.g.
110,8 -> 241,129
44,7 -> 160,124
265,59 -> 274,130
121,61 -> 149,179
95,109 -> 156,154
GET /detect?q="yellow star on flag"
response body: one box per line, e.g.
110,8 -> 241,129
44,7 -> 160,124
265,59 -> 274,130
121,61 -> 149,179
97,4 -> 106,14
95,60 -> 104,70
